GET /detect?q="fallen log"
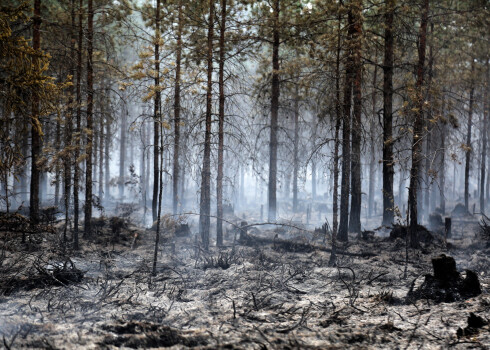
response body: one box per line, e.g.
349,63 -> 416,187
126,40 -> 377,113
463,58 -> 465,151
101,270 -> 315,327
240,233 -> 377,258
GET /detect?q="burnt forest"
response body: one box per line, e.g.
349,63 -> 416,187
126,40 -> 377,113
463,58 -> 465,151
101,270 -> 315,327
0,0 -> 489,348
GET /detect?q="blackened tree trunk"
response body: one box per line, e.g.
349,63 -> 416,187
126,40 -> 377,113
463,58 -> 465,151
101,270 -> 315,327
464,62 -> 475,212
338,8 -> 354,242
408,0 -> 429,248
216,0 -> 226,246
332,12 -> 342,237
348,1 -> 363,235
104,114 -> 110,200
382,0 -> 395,226
119,103 -> 127,198
73,0 -> 83,249
440,96 -> 446,214
368,56 -> 377,219
173,0 -> 183,215
424,24 -> 434,217
292,88 -> 299,213
199,0 -> 214,250
152,0 -> 161,222
54,117 -> 61,207
84,0 -> 94,237
268,0 -> 280,221
98,97 -> 104,201
481,62 -> 489,214
29,0 -> 42,225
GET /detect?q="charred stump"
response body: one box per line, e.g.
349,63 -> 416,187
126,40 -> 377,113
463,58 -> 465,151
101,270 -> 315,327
406,254 -> 481,303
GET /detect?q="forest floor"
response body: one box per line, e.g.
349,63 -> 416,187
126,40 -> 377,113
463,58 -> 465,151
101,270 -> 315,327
0,211 -> 489,349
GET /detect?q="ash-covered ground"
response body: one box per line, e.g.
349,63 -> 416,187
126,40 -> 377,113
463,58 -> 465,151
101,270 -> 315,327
1,212 -> 489,349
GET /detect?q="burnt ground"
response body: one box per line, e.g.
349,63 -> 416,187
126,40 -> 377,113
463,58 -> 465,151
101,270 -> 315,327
0,216 -> 489,349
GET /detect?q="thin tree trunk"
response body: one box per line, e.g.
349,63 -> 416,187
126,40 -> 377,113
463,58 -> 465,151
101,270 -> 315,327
423,22 -> 434,218
480,62 -> 489,214
173,0 -> 183,215
408,0 -> 429,248
440,96 -> 446,215
152,122 -> 165,276
152,0 -> 161,222
104,114 -> 110,200
332,12 -> 342,238
119,103 -> 127,198
382,0 -> 395,226
292,87 -> 299,213
29,0 -> 42,226
338,8 -> 354,242
199,0 -> 214,250
216,0 -> 227,246
73,0 -> 83,249
268,0 -> 280,221
98,98 -> 104,201
84,0 -> 94,237
368,55 -> 377,219
54,116 -> 61,208
348,1 -> 363,235
464,62 -> 475,212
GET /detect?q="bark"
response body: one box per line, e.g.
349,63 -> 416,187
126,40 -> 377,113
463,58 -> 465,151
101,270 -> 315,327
268,0 -> 280,221
104,114 -> 110,200
216,0 -> 227,246
464,62 -> 475,212
29,0 -> 42,225
152,120 -> 165,276
332,12 -> 342,238
348,1 -> 363,235
152,0 -> 161,222
173,0 -> 183,215
368,55 -> 377,218
54,117 -> 61,208
98,97 -> 104,201
408,0 -> 429,248
423,23 -> 434,217
119,103 -> 127,198
73,0 -> 83,249
440,96 -> 446,215
84,0 -> 94,237
480,62 -> 489,214
382,0 -> 395,226
292,88 -> 299,213
338,8 -> 355,242
199,0 -> 214,250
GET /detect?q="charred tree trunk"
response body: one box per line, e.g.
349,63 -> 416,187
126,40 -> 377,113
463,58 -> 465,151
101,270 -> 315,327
481,62 -> 489,214
173,0 -> 183,215
29,0 -> 42,225
98,98 -> 104,201
152,0 -> 161,222
292,89 -> 299,213
199,0 -> 214,250
368,56 -> 377,219
408,0 -> 429,248
268,0 -> 280,221
216,0 -> 227,246
464,62 -> 475,212
73,0 -> 83,249
423,24 -> 434,217
104,115 -> 110,200
348,2 -> 363,235
84,0 -> 94,237
338,9 -> 355,242
382,0 -> 395,226
119,103 -> 127,199
440,96 -> 446,215
54,117 -> 61,208
332,13 -> 342,237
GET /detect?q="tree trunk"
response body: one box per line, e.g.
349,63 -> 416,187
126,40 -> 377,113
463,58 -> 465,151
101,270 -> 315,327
268,0 -> 280,221
348,1 -> 363,235
54,116 -> 61,208
332,12 -> 342,238
368,55 -> 377,219
119,103 -> 127,199
408,0 -> 429,248
440,96 -> 446,215
464,62 -> 475,212
73,0 -> 83,249
480,62 -> 489,214
216,0 -> 226,246
29,0 -> 42,225
199,0 -> 214,250
104,114 -> 110,200
292,88 -> 299,213
382,0 -> 395,226
338,8 -> 355,242
98,97 -> 104,201
152,0 -> 161,222
173,0 -> 183,215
